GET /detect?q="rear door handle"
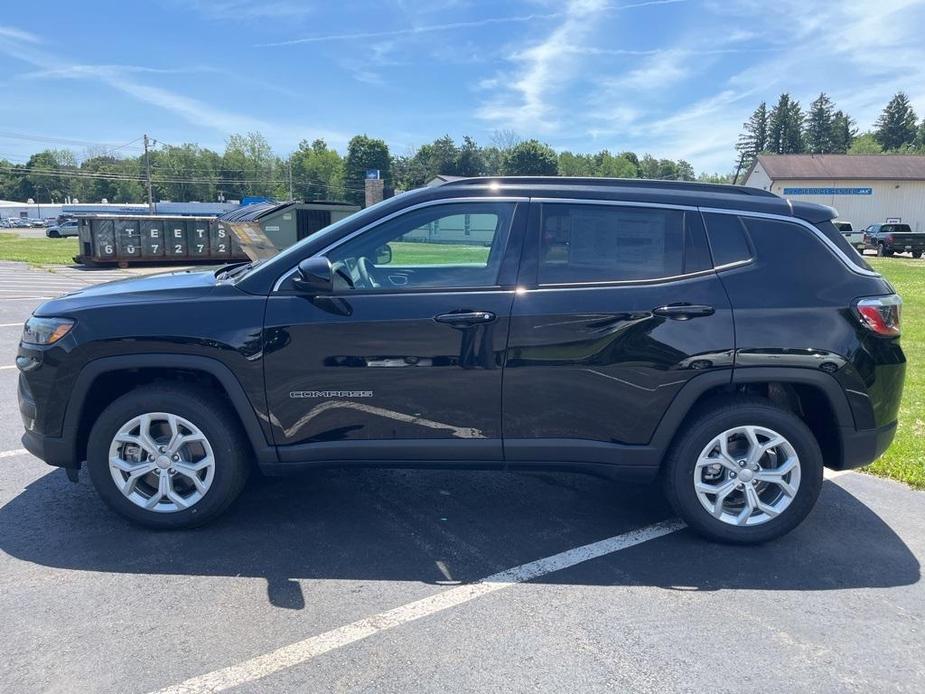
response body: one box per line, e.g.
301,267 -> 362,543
652,304 -> 715,320
434,310 -> 496,326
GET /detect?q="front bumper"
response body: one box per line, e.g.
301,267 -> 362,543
21,429 -> 78,469
18,372 -> 78,469
835,421 -> 898,470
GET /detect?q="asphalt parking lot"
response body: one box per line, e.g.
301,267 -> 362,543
1,261 -> 924,693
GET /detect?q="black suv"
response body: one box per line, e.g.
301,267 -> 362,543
17,178 -> 905,543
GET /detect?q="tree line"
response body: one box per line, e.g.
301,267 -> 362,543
736,91 -> 925,171
0,131 -> 711,208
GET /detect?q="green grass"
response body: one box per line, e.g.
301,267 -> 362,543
388,241 -> 489,265
0,232 -> 78,265
866,257 -> 924,488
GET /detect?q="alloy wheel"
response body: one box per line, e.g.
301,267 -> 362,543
693,425 -> 801,526
108,412 -> 215,513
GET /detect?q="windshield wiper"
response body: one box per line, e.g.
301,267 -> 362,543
216,261 -> 253,281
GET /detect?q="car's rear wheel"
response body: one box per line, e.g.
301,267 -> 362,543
86,384 -> 250,528
663,397 -> 823,544
47,230 -> 60,238
913,251 -> 922,259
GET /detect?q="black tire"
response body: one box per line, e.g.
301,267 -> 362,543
662,396 -> 823,544
877,244 -> 893,257
47,230 -> 60,238
86,384 -> 250,529
913,251 -> 922,259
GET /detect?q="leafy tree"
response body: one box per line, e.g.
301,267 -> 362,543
638,154 -> 660,179
915,119 -> 925,151
221,132 -> 279,199
875,92 -> 918,151
456,136 -> 484,176
77,155 -> 144,203
20,149 -> 78,202
618,151 -> 640,176
557,151 -> 595,176
848,132 -> 883,154
805,93 -> 836,153
290,139 -> 345,201
0,158 -> 23,200
830,111 -> 856,153
480,146 -> 505,176
501,139 -> 557,175
675,160 -> 696,181
152,144 -> 222,202
736,102 -> 769,165
344,135 -> 391,204
697,172 -> 734,184
768,94 -> 804,154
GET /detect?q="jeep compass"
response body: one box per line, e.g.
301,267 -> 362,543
17,178 -> 905,543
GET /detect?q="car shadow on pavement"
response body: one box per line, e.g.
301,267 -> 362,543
0,468 -> 919,609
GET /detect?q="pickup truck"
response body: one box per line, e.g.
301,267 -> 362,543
864,223 -> 925,258
834,221 -> 864,251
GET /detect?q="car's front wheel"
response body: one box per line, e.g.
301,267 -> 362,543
663,397 -> 823,544
86,384 -> 250,528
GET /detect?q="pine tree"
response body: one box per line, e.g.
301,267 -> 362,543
831,111 -> 856,153
735,102 -> 769,167
768,94 -> 805,154
805,93 -> 835,153
874,92 -> 918,151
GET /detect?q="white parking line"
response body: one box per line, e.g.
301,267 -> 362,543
153,519 -> 685,694
0,448 -> 28,459
0,323 -> 23,327
0,365 -> 17,370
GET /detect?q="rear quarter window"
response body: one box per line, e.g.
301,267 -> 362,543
813,220 -> 873,272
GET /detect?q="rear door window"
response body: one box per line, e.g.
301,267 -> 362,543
537,204 -> 711,284
701,213 -> 754,266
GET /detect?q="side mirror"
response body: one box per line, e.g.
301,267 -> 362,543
375,244 -> 392,265
293,257 -> 333,294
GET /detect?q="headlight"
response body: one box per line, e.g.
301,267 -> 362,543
22,317 -> 75,345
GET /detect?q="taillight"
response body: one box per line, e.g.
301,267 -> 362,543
856,295 -> 902,337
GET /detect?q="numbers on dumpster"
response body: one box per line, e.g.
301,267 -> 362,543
142,222 -> 165,257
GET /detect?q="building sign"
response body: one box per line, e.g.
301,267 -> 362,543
782,187 -> 873,195
365,169 -> 380,180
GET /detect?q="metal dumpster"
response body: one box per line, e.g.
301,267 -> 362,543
75,215 -> 246,266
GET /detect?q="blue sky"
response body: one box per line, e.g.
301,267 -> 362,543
1,0 -> 924,173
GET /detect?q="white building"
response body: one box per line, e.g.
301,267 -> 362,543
743,154 -> 925,231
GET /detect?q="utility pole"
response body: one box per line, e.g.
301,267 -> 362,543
288,155 -> 293,201
143,133 -> 154,214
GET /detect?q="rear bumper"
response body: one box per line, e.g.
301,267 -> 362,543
835,421 -> 898,470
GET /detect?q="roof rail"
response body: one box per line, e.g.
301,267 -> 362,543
439,176 -> 780,198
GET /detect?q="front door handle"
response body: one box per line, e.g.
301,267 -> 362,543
434,310 -> 496,326
652,304 -> 715,320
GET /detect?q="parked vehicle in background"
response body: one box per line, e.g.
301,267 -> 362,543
864,223 -> 925,258
46,220 -> 79,238
5,217 -> 32,228
18,177 -> 905,544
834,221 -> 864,251
29,219 -> 46,228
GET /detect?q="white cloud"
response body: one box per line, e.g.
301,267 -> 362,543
0,25 -> 41,43
0,30 -> 350,151
184,0 -> 316,20
476,0 -> 609,133
257,11 -> 562,47
605,49 -> 690,91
